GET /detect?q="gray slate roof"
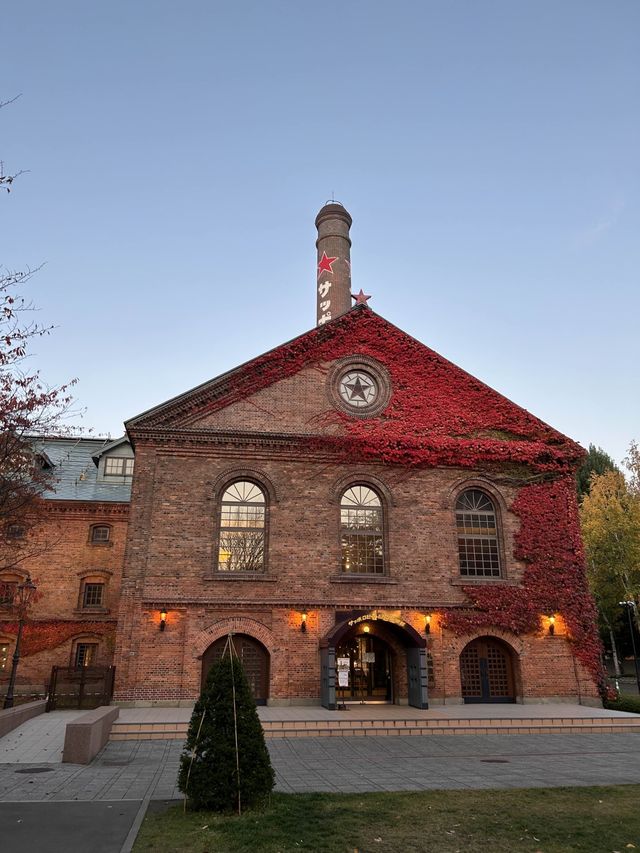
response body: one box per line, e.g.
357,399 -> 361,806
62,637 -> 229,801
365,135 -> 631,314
34,437 -> 132,503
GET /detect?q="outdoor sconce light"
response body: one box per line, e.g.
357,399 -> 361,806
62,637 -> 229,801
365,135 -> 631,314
548,615 -> 555,636
425,614 -> 432,635
300,611 -> 307,633
159,608 -> 168,632
363,625 -> 370,633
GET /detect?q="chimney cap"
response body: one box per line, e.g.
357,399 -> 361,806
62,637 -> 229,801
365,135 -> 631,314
315,201 -> 352,229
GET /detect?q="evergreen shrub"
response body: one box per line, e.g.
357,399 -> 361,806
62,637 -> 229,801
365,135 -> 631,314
178,639 -> 274,812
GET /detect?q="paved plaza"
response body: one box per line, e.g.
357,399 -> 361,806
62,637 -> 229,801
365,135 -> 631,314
2,728 -> 640,802
2,710 -> 640,852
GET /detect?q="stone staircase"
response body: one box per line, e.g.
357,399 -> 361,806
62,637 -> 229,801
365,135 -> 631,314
109,712 -> 640,741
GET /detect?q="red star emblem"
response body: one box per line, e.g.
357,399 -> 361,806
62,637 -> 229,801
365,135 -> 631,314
317,252 -> 338,277
351,289 -> 371,305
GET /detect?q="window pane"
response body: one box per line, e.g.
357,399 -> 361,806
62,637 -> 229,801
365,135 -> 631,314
340,485 -> 384,574
91,526 -> 110,542
0,582 -> 17,606
221,481 -> 265,503
456,490 -> 501,578
75,643 -> 98,668
218,481 -> 266,572
218,531 -> 265,572
105,457 -> 134,476
83,583 -> 104,607
220,505 -> 265,528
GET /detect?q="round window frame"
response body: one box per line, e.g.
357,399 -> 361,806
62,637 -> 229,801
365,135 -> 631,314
328,356 -> 392,418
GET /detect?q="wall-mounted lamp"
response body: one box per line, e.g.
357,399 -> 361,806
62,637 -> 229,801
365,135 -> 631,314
300,611 -> 307,633
548,615 -> 555,636
363,624 -> 370,634
160,608 -> 168,632
425,614 -> 432,635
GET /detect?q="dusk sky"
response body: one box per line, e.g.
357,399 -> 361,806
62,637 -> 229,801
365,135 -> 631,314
2,1 -> 638,466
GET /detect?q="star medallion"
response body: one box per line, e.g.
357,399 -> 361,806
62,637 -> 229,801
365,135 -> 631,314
317,252 -> 338,277
351,289 -> 371,305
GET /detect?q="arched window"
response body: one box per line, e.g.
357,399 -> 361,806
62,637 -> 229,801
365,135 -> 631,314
340,485 -> 384,574
456,489 -> 501,577
218,480 -> 266,572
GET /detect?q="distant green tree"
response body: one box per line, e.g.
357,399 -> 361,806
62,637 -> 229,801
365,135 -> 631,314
581,468 -> 640,675
577,444 -> 619,500
178,636 -> 274,813
624,440 -> 640,497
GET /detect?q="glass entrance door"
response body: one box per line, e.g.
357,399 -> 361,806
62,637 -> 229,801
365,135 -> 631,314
335,633 -> 393,703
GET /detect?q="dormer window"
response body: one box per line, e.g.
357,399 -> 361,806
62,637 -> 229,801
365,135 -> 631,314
104,457 -> 134,477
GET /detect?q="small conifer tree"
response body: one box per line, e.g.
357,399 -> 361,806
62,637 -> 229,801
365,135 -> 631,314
178,635 -> 274,812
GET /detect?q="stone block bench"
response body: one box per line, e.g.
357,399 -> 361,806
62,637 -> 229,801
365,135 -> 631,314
62,705 -> 119,764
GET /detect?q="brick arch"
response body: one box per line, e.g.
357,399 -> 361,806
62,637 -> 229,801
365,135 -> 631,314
455,631 -> 523,702
443,476 -> 509,516
447,627 -> 525,658
193,617 -> 276,659
330,472 -> 395,507
212,469 -> 278,504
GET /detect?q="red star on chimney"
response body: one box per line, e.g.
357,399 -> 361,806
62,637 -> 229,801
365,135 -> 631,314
351,289 -> 371,305
317,252 -> 338,277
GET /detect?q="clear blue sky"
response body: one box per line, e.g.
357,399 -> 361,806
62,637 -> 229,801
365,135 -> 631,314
2,1 -> 638,466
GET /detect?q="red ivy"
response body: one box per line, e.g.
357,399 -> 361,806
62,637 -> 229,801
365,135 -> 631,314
174,308 -> 583,473
142,307 -> 604,693
442,477 -> 606,693
0,620 -> 114,657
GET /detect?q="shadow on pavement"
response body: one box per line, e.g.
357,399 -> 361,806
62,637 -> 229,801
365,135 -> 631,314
0,800 -> 141,853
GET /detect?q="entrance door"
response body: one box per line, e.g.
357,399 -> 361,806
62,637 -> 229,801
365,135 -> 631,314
335,634 -> 392,702
460,638 -> 515,703
202,634 -> 270,705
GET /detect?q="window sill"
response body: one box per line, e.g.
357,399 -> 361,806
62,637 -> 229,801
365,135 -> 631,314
329,575 -> 398,584
73,608 -> 111,615
88,541 -> 113,548
205,574 -> 279,582
450,577 -> 516,586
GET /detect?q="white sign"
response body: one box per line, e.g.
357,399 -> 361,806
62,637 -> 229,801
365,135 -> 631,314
338,670 -> 349,687
363,652 -> 375,663
337,657 -> 350,670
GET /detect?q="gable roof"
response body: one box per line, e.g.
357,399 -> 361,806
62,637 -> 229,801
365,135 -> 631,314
126,306 -> 583,472
33,437 -> 133,503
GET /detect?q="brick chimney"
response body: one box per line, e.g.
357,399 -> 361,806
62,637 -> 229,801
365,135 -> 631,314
315,202 -> 352,325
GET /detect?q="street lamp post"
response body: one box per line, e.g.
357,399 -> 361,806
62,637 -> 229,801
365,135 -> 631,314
3,575 -> 37,710
619,600 -> 640,696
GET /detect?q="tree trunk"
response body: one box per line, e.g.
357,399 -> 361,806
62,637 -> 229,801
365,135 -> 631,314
604,616 -> 622,677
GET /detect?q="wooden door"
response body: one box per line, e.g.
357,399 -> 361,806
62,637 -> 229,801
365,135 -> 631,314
460,638 -> 515,703
202,634 -> 269,705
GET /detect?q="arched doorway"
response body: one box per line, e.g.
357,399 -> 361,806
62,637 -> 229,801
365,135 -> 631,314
201,634 -> 270,705
335,632 -> 393,702
320,613 -> 429,709
460,637 -> 516,703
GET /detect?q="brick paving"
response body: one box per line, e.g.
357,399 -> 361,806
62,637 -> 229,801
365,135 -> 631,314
2,732 -> 640,802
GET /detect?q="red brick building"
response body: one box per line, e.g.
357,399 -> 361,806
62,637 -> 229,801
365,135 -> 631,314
110,203 -> 603,708
0,438 -> 132,701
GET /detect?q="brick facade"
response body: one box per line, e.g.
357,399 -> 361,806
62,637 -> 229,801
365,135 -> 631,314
1,205 -> 603,710
111,325 -> 601,706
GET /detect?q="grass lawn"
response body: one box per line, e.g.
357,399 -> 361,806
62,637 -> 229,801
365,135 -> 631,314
134,785 -> 640,852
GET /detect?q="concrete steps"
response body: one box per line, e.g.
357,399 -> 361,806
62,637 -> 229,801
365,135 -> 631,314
109,714 -> 640,741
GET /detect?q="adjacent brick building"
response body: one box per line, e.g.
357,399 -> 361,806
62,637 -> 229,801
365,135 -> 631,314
1,203 -> 604,708
0,438 -> 132,700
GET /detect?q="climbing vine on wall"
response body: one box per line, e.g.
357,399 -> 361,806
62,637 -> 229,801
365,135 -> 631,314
174,307 -> 583,473
0,620 -> 115,657
441,476 -> 606,693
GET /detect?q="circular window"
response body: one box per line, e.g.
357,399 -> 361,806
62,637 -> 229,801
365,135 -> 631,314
329,357 -> 391,417
338,370 -> 379,409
